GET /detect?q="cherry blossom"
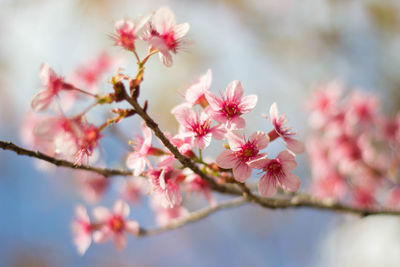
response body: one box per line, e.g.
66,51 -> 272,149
268,102 -> 304,153
144,7 -> 189,67
31,63 -> 74,111
248,150 -> 300,197
148,167 -> 183,208
151,196 -> 188,226
206,80 -> 257,130
71,205 -> 92,255
92,200 -> 139,251
126,122 -> 155,176
172,105 -> 225,149
183,69 -> 212,107
216,131 -> 269,182
112,17 -> 149,51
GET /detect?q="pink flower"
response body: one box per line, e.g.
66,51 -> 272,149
345,90 -> 379,128
92,200 -> 139,251
268,102 -> 305,153
71,205 -> 92,255
71,52 -> 114,94
78,172 -> 109,204
206,80 -> 257,129
126,122 -> 154,176
112,17 -> 149,51
74,123 -> 103,164
144,7 -> 189,67
307,81 -> 343,129
184,69 -> 212,107
31,63 -> 74,111
172,105 -> 226,149
119,176 -> 150,204
149,168 -> 182,208
150,196 -> 188,226
248,150 -> 300,197
184,172 -> 216,206
216,131 -> 269,182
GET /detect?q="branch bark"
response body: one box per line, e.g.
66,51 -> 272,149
0,141 -> 131,177
138,197 -> 248,236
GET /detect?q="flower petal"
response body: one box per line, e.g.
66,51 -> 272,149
249,131 -> 270,150
280,173 -> 301,192
239,95 -> 258,113
125,220 -> 140,235
233,163 -> 252,182
113,200 -> 130,217
225,80 -> 243,100
248,157 -> 269,169
269,102 -> 279,121
113,233 -> 127,251
258,175 -> 277,197
284,137 -> 305,154
226,131 -> 244,151
92,206 -> 111,222
216,150 -> 236,169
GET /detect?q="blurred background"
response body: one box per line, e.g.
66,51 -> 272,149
1,0 -> 400,266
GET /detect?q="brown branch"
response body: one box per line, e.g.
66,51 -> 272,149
0,141 -> 132,177
138,197 -> 248,236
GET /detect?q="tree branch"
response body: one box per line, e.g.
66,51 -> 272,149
138,197 -> 248,236
0,141 -> 131,177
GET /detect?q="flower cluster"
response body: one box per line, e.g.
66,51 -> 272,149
24,7 -> 304,255
307,82 -> 400,208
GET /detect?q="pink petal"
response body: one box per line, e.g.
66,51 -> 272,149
205,91 -> 222,111
229,116 -> 246,130
216,150 -> 236,169
113,200 -> 130,217
278,151 -> 297,172
280,173 -> 301,192
174,22 -> 190,39
31,90 -> 53,111
284,137 -> 305,154
225,80 -> 243,100
248,157 -> 269,169
153,7 -> 176,34
210,124 -> 226,140
249,131 -> 270,150
148,36 -> 169,53
75,205 -> 89,222
269,102 -> 279,121
74,235 -> 91,255
93,227 -> 111,243
239,95 -> 258,113
226,131 -> 244,151
134,15 -> 150,34
159,51 -> 173,67
233,163 -> 252,182
125,220 -> 140,235
171,105 -> 195,126
113,233 -> 127,251
141,122 -> 152,148
258,175 -> 278,197
92,206 -> 111,222
194,134 -> 212,149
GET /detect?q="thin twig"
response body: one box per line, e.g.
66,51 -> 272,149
0,141 -> 131,177
138,197 -> 248,236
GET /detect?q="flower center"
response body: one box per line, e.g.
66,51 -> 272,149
109,216 -> 124,233
191,119 -> 211,137
267,160 -> 284,178
222,102 -> 240,118
235,141 -> 258,162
